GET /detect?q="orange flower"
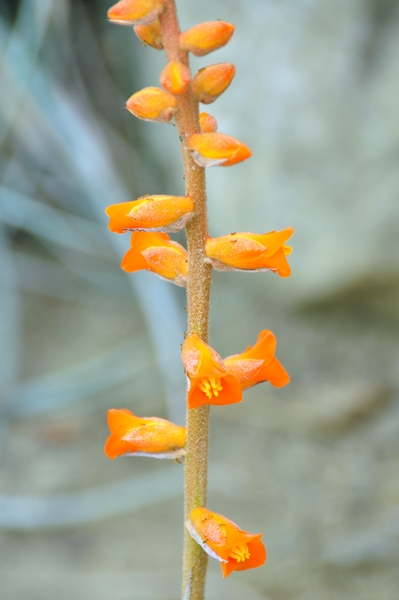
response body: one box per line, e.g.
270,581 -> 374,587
192,63 -> 236,104
121,231 -> 188,286
179,22 -> 235,57
107,0 -> 164,26
205,228 -> 294,277
104,408 -> 186,459
182,333 -> 242,409
225,330 -> 290,389
126,87 -> 177,122
199,112 -> 218,133
187,507 -> 266,577
134,20 -> 163,49
105,195 -> 194,233
188,133 -> 251,167
160,61 -> 191,95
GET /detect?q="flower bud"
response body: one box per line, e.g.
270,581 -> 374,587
107,0 -> 164,26
105,195 -> 194,233
205,229 -> 294,277
199,112 -> 218,133
192,63 -> 236,104
160,61 -> 191,95
188,133 -> 251,167
134,19 -> 163,49
105,408 -> 186,460
126,87 -> 177,122
121,231 -> 188,286
182,333 -> 242,408
179,21 -> 235,57
186,507 -> 266,578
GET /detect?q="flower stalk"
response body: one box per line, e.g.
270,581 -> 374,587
104,1 -> 293,598
159,2 -> 212,598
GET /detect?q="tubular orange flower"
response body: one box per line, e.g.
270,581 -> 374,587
126,87 -> 177,122
134,19 -> 163,49
105,195 -> 194,233
121,231 -> 188,286
186,507 -> 266,578
179,21 -> 235,57
160,61 -> 191,95
225,329 -> 290,389
205,228 -> 294,277
105,409 -> 187,459
199,112 -> 218,133
188,133 -> 251,167
192,63 -> 236,104
107,0 -> 164,26
182,333 -> 242,409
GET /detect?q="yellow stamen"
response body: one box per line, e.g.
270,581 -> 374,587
198,377 -> 223,399
229,543 -> 250,563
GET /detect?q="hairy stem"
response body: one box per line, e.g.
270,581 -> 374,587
159,2 -> 212,599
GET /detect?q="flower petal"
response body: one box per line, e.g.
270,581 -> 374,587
134,20 -> 163,49
108,0 -> 164,26
199,112 -> 218,133
160,61 -> 191,95
188,133 -> 251,167
182,334 -> 225,377
258,356 -> 290,388
105,196 -> 194,233
192,63 -> 236,104
179,22 -> 234,57
104,410 -> 186,459
107,408 -> 145,432
187,374 -> 242,408
126,87 -> 177,122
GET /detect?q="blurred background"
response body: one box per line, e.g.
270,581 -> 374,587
1,0 -> 399,598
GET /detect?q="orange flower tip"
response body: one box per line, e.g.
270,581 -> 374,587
188,133 -> 251,167
205,229 -> 293,276
126,87 -> 177,122
160,61 -> 191,95
105,195 -> 194,233
121,231 -> 188,286
104,408 -> 187,460
179,21 -> 235,57
107,0 -> 164,26
134,20 -> 163,49
186,507 -> 266,577
225,329 -> 290,390
182,334 -> 242,408
199,112 -> 218,133
192,63 -> 236,104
